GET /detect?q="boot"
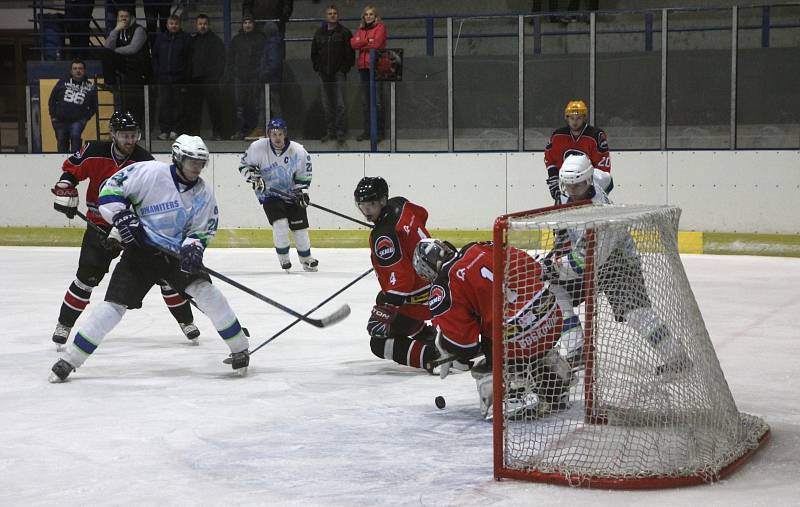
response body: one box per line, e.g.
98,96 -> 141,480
180,322 -> 200,344
52,323 -> 71,349
278,253 -> 292,271
299,255 -> 319,272
49,359 -> 75,383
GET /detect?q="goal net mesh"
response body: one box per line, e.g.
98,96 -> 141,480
496,203 -> 768,487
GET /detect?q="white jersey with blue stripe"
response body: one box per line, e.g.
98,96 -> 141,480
239,139 -> 312,203
98,160 -> 219,253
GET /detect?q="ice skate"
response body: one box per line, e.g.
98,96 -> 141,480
299,255 -> 319,272
49,359 -> 75,383
180,322 -> 200,344
226,350 -> 250,376
656,351 -> 693,378
278,253 -> 292,272
52,323 -> 71,351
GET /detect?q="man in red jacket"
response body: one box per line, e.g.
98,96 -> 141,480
350,4 -> 386,141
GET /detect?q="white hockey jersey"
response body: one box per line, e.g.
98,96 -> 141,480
98,160 -> 219,253
239,139 -> 312,203
553,169 -> 635,280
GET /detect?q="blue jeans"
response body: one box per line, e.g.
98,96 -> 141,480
52,118 -> 88,153
320,72 -> 347,138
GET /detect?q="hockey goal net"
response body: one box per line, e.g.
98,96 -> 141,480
491,202 -> 769,488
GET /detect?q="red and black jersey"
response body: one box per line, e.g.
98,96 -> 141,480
429,242 -> 562,361
544,124 -> 611,174
369,197 -> 431,311
58,141 -> 153,225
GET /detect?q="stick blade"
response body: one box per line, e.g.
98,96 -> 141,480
318,304 -> 351,327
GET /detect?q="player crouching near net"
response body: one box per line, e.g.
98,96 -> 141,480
354,176 -> 440,372
50,135 -> 251,382
238,118 -> 319,272
413,238 -> 573,420
541,153 -> 690,376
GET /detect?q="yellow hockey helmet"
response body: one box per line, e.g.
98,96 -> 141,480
564,100 -> 588,118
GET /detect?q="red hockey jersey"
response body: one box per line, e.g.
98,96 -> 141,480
59,141 -> 153,225
429,242 -> 562,361
544,124 -> 611,174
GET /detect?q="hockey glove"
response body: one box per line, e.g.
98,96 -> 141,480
51,181 -> 79,218
100,227 -> 123,251
242,166 -> 265,192
112,210 -> 146,247
546,166 -> 561,202
367,304 -> 399,338
294,189 -> 310,208
179,240 -> 205,274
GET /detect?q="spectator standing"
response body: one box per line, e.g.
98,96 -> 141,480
152,14 -> 191,140
229,15 -> 267,140
242,0 -> 294,138
64,0 -> 95,58
188,14 -> 227,140
104,0 -> 137,35
102,7 -> 151,125
350,4 -> 386,142
311,4 -> 354,145
49,59 -> 98,153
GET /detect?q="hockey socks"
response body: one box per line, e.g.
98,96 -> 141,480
185,280 -> 249,354
58,279 -> 94,327
62,301 -> 127,369
369,335 -> 438,371
160,284 -> 193,324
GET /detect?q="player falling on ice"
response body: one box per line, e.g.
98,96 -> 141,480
238,118 -> 319,272
354,176 -> 440,371
49,111 -> 199,350
544,100 -> 612,202
541,153 -> 691,375
413,239 -> 572,420
49,135 -> 250,382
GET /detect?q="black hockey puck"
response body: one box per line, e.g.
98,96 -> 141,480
435,396 -> 446,409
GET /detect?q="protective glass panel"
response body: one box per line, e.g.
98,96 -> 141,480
667,9 -> 732,149
596,11 -> 662,149
523,15 -> 589,151
736,5 -> 800,149
453,16 -> 519,151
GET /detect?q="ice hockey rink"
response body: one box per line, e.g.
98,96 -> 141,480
1,246 -> 798,506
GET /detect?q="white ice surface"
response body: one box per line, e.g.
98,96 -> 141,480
0,247 -> 798,506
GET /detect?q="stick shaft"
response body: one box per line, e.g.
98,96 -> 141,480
268,187 -> 373,229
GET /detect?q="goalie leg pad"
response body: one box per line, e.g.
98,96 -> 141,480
471,361 -> 493,420
185,280 -> 249,353
533,349 -> 573,407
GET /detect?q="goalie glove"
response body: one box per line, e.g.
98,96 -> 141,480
240,165 -> 265,192
51,181 -> 79,218
546,165 -> 560,202
179,240 -> 205,274
433,329 -> 472,380
293,188 -> 310,208
112,210 -> 146,247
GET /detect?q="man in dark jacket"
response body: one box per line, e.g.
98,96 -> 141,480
102,7 -> 150,124
188,14 -> 227,140
242,0 -> 293,35
152,14 -> 192,140
229,15 -> 267,140
311,5 -> 354,144
49,59 -> 98,153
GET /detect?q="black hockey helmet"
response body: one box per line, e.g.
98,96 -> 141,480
109,111 -> 139,133
354,176 -> 389,203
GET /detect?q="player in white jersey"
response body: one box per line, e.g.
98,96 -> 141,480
542,154 -> 689,375
49,135 -> 251,382
238,118 -> 319,272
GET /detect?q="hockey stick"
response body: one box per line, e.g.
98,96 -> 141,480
424,354 -> 477,372
250,266 -> 374,355
268,187 -> 373,229
74,210 -> 351,328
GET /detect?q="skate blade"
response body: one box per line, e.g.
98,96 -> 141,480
234,366 -> 248,377
48,372 -> 67,383
55,344 -> 64,352
187,338 -> 200,346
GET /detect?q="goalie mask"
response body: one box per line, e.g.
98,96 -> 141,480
413,238 -> 457,281
172,134 -> 209,182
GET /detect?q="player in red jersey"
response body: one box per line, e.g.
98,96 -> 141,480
50,111 -> 199,349
354,176 -> 438,371
544,100 -> 612,201
413,239 -> 572,419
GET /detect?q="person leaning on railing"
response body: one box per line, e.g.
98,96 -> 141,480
350,4 -> 386,142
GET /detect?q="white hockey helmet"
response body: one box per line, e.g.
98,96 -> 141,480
559,154 -> 593,188
413,238 -> 457,281
172,134 -> 209,168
